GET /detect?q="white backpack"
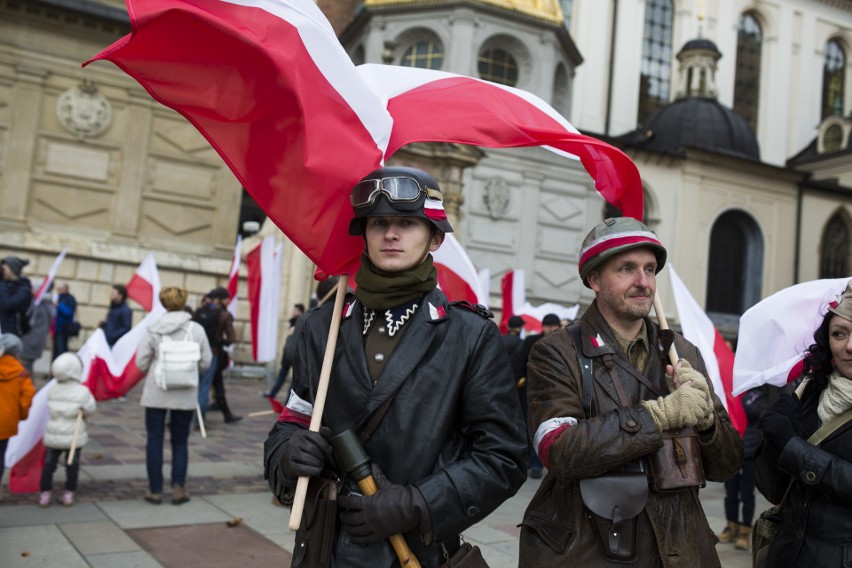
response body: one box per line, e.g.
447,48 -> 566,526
154,325 -> 201,390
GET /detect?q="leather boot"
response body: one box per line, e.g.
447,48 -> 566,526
172,485 -> 190,505
717,520 -> 738,544
735,524 -> 751,550
217,394 -> 242,424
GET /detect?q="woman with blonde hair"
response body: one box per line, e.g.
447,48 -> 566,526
136,286 -> 212,505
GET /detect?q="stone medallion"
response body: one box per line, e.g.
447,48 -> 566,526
57,79 -> 112,139
483,176 -> 510,220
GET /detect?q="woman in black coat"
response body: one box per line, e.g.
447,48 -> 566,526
756,282 -> 852,567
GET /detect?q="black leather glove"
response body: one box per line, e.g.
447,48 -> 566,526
760,411 -> 798,449
338,465 -> 432,545
280,428 -> 332,479
769,393 -> 801,425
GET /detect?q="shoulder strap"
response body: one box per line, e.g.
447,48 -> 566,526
358,388 -> 401,445
568,323 -> 594,419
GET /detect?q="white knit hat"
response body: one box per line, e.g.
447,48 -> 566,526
51,352 -> 83,382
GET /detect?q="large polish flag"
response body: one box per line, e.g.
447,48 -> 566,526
669,265 -> 746,436
433,234 -> 483,306
500,269 -> 526,333
125,253 -> 161,312
85,0 -> 644,278
246,237 -> 283,362
5,381 -> 53,493
227,235 -> 242,319
33,248 -> 68,305
733,277 -> 850,396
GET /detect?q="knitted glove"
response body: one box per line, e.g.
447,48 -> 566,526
641,385 -> 711,431
279,428 -> 333,479
674,359 -> 711,398
338,465 -> 432,545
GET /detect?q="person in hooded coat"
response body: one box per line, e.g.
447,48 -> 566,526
39,353 -> 96,507
0,333 -> 35,500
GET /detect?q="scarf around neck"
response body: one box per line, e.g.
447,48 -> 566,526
354,253 -> 437,310
818,369 -> 852,423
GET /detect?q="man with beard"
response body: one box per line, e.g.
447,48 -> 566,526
519,217 -> 743,567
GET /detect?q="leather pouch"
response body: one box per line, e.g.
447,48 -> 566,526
291,477 -> 340,568
648,427 -> 705,491
579,472 -> 648,562
438,541 -> 490,568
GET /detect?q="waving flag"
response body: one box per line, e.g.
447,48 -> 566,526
515,301 -> 580,335
433,234 -> 482,305
247,237 -> 283,362
500,269 -> 526,333
125,253 -> 161,312
227,235 -> 241,319
477,268 -> 491,309
84,0 -> 643,278
5,381 -> 53,493
733,278 -> 850,395
33,248 -> 67,305
669,265 -> 746,436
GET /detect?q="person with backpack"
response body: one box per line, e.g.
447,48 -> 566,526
136,286 -> 212,505
193,286 -> 239,424
0,256 -> 33,338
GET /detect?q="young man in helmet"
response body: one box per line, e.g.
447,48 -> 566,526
264,166 -> 527,567
519,217 -> 743,567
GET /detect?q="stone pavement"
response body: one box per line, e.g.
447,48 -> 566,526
0,375 -> 765,567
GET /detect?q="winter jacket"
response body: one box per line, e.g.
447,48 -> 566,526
0,354 -> 35,439
0,277 -> 33,337
103,301 -> 132,346
519,301 -> 744,567
264,289 -> 527,568
756,378 -> 852,567
136,311 -> 212,410
21,300 -> 53,363
44,362 -> 96,449
55,292 -> 77,334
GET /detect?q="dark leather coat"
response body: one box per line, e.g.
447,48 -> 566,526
756,379 -> 852,567
519,301 -> 743,567
264,288 -> 527,568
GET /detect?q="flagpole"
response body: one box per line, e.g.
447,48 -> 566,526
289,275 -> 348,531
67,410 -> 83,466
653,293 -> 679,365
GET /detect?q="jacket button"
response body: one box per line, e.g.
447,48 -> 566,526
626,420 -> 636,428
805,471 -> 816,482
373,353 -> 385,363
466,506 -> 479,517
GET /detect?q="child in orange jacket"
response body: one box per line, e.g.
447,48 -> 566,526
0,334 -> 36,500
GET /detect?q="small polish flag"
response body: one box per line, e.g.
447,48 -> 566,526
500,269 -> 526,334
126,253 -> 161,312
33,248 -> 67,305
227,235 -> 241,319
247,237 -> 283,362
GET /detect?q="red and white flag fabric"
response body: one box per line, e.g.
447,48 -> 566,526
85,0 -> 644,278
246,237 -> 283,362
33,248 -> 67,306
4,381 -> 53,493
433,234 -> 482,306
500,269 -> 526,333
669,265 -> 746,436
733,277 -> 850,396
125,253 -> 161,312
515,301 -> 580,335
477,268 -> 491,309
226,235 -> 241,320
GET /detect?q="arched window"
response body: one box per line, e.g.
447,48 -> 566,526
401,41 -> 444,70
733,12 -> 762,132
637,0 -> 674,124
823,39 -> 846,118
552,63 -> 570,117
478,48 -> 519,86
820,211 -> 850,278
706,211 -> 763,315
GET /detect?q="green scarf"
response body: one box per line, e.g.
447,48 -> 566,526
354,253 -> 437,310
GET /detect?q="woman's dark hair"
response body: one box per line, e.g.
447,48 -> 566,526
802,311 -> 835,390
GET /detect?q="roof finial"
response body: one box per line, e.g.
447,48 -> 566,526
697,0 -> 705,37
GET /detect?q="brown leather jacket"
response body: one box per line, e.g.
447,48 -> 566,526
519,301 -> 743,567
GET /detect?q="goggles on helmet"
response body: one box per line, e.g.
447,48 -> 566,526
350,176 -> 443,211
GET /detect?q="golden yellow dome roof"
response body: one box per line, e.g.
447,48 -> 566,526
363,0 -> 564,25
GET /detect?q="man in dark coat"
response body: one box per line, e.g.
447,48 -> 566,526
501,314 -> 525,359
100,284 -> 132,347
519,217 -> 743,567
52,282 -> 77,360
264,166 -> 527,568
193,287 -> 239,423
0,256 -> 33,337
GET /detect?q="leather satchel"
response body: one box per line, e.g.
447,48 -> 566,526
291,476 -> 340,568
648,427 -> 706,491
580,469 -> 648,562
438,541 -> 489,568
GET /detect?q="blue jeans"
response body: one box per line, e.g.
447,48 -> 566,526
53,333 -> 69,361
197,354 -> 218,420
145,407 -> 193,493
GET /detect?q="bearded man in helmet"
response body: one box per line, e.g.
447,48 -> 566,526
518,217 -> 743,567
264,166 -> 527,567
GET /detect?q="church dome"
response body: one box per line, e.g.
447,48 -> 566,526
363,0 -> 564,24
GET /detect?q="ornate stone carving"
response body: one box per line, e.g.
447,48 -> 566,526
57,79 -> 112,139
483,177 -> 509,220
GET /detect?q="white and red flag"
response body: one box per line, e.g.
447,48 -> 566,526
668,265 -> 746,436
33,248 -> 67,305
477,268 -> 491,309
246,236 -> 283,362
433,234 -> 482,306
84,0 -> 644,278
500,269 -> 526,333
125,253 -> 161,312
4,381 -> 53,493
733,278 -> 850,396
227,235 -> 241,319
515,301 -> 580,335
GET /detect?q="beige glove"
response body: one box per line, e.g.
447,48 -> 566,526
673,359 -> 710,398
641,385 -> 712,431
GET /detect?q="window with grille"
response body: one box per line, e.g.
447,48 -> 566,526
401,41 -> 444,70
706,211 -> 764,315
637,0 -> 674,124
823,124 -> 845,152
820,212 -> 850,278
733,13 -> 762,132
478,48 -> 519,86
823,40 -> 846,118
